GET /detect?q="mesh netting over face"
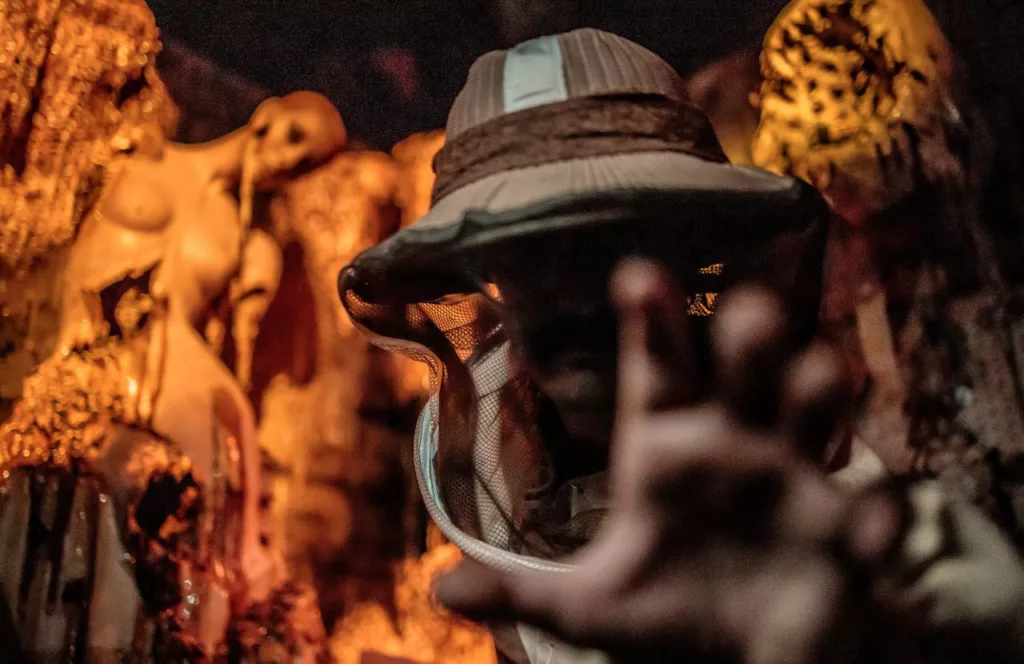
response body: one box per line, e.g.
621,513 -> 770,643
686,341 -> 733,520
338,288 -> 562,573
339,189 -> 829,574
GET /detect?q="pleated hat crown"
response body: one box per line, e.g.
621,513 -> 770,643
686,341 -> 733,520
445,28 -> 688,138
338,28 -> 829,309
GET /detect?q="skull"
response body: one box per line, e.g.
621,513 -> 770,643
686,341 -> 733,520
751,0 -> 957,224
247,91 -> 347,190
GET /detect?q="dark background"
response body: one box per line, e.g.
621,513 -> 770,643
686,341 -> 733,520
149,0 -> 1024,155
149,0 -> 787,148
150,0 -> 1024,265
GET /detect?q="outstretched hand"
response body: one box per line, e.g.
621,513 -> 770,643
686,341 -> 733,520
436,258 -> 903,663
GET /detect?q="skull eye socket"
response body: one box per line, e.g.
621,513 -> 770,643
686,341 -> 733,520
288,126 -> 306,145
254,125 -> 269,139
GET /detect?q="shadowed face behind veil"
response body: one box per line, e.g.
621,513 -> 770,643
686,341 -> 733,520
484,226 -> 717,455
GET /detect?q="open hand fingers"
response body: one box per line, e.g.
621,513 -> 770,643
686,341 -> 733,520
437,535 -> 706,652
620,406 -> 851,544
712,286 -> 790,427
623,407 -> 794,537
435,558 -> 610,644
781,343 -> 852,463
610,257 -> 697,422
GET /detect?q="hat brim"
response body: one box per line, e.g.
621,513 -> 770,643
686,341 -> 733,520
341,151 -> 829,304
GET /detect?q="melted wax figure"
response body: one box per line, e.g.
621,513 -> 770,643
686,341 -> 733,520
0,90 -> 345,662
338,27 -> 1024,664
56,91 -> 348,599
752,0 -> 1024,659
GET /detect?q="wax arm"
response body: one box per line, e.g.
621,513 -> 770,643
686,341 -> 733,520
231,229 -> 283,390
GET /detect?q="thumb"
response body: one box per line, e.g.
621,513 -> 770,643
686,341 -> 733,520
747,560 -> 846,664
435,558 -> 571,634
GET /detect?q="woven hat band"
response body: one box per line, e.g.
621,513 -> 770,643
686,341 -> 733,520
431,95 -> 729,204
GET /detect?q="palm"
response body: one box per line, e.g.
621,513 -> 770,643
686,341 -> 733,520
437,259 -> 901,664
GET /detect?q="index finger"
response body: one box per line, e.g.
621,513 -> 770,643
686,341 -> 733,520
712,285 -> 790,428
610,258 -> 698,423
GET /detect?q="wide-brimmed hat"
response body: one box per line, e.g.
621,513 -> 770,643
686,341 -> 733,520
340,28 -> 828,306
335,30 -> 832,582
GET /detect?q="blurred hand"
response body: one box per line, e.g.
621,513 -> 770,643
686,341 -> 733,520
436,258 -> 903,664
